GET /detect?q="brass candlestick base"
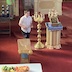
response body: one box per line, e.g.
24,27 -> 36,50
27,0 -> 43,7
34,42 -> 44,49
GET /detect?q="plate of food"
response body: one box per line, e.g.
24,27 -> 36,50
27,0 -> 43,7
0,63 -> 42,72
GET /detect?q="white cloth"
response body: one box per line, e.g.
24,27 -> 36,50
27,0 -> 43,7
19,15 -> 32,33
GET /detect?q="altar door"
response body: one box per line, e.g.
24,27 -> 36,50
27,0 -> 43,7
22,0 -> 34,15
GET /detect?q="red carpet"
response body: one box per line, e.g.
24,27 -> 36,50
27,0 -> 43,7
0,2 -> 72,72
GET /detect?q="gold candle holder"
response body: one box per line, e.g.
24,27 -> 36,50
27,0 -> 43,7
32,12 -> 45,49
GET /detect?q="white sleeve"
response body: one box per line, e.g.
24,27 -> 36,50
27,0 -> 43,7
19,17 -> 24,24
30,17 -> 32,24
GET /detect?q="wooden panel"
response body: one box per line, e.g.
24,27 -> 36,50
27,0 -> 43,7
63,0 -> 72,1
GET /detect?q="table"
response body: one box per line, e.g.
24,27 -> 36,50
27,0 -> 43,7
0,63 -> 42,72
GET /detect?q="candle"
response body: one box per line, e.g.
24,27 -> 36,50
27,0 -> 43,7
41,14 -> 42,18
35,12 -> 38,18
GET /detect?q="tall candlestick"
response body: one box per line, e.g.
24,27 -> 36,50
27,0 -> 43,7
32,12 -> 45,49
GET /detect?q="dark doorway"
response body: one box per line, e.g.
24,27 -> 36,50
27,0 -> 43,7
19,0 -> 34,16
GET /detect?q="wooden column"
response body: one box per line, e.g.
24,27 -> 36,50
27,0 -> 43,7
19,0 -> 24,16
